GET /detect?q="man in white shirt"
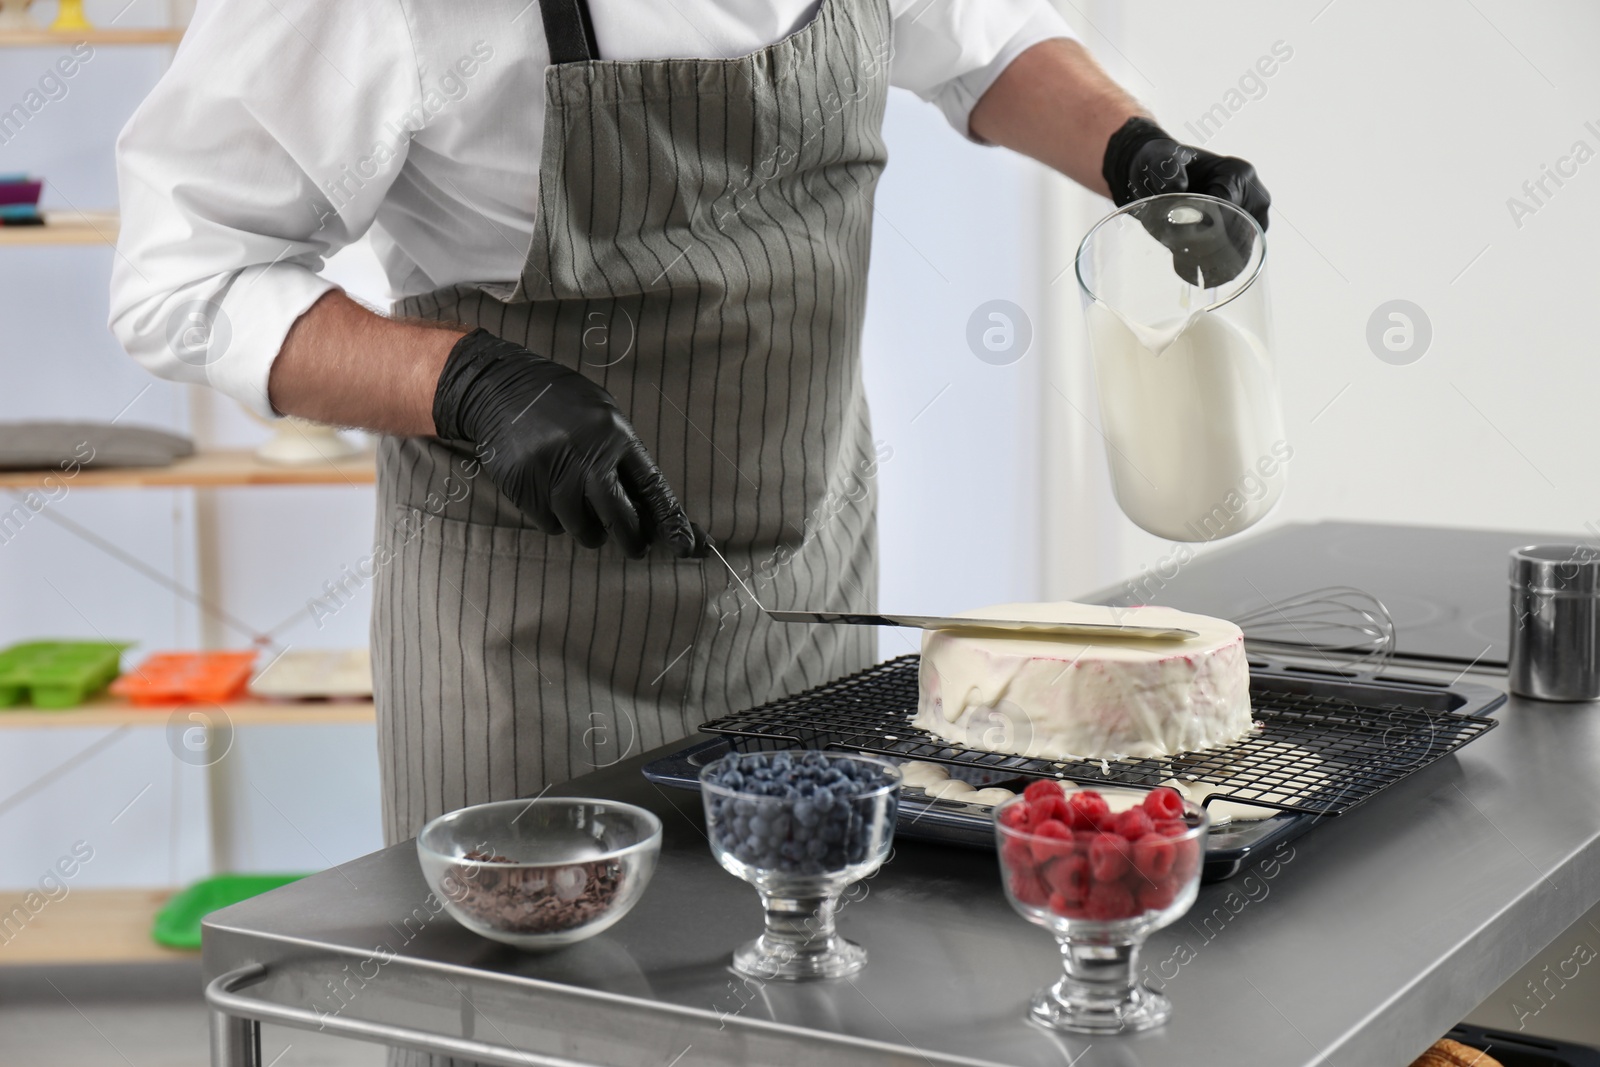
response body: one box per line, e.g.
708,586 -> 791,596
111,0 -> 1268,857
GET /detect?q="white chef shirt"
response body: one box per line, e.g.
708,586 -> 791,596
110,0 -> 1075,416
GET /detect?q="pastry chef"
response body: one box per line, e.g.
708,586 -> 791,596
111,2 -> 1270,855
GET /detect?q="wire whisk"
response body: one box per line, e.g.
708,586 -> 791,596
1233,586 -> 1395,671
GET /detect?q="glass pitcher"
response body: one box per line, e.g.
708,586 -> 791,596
1074,193 -> 1287,542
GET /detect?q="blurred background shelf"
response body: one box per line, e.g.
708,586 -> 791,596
0,0 -> 385,998
0,211 -> 119,246
0,28 -> 183,47
0,448 -> 376,488
0,695 -> 376,729
0,888 -> 186,966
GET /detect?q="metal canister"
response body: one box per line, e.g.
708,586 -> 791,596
1508,543 -> 1600,701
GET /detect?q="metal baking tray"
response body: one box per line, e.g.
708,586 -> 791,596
642,655 -> 1505,881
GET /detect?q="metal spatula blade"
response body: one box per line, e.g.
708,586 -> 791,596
763,608 -> 1197,639
708,546 -> 1197,641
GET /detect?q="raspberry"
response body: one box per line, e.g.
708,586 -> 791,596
1010,868 -> 1048,907
1142,786 -> 1185,820
1138,881 -> 1179,912
1154,818 -> 1189,838
1030,792 -> 1069,826
1042,852 -> 1089,904
1000,835 -> 1035,873
1023,779 -> 1062,804
1085,880 -> 1137,921
1088,833 -> 1131,882
1115,808 -> 1154,841
1029,819 -> 1075,864
1131,833 -> 1175,881
1172,839 -> 1202,882
1065,791 -> 1111,831
1048,891 -> 1090,920
998,802 -> 1033,831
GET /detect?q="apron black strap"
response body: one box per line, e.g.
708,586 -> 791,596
538,0 -> 599,63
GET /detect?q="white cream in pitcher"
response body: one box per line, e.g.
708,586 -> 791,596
1085,302 -> 1287,541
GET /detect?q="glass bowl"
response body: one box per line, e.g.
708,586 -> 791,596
995,784 -> 1208,1033
417,797 -> 662,950
701,750 -> 900,980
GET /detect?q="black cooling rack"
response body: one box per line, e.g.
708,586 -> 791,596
697,654 -> 1503,819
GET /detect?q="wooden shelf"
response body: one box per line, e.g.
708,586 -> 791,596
0,448 -> 376,489
0,888 -> 188,965
0,210 -> 119,246
0,27 -> 183,47
0,695 -> 376,729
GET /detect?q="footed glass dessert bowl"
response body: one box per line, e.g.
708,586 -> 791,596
995,781 -> 1208,1034
700,750 -> 900,981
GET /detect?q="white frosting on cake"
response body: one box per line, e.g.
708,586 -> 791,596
913,602 -> 1253,761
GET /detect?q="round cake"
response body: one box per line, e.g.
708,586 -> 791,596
913,602 -> 1253,760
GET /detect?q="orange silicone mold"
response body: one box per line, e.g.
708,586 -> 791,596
110,651 -> 258,705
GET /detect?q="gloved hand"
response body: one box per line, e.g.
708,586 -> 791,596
433,328 -> 706,559
1101,117 -> 1270,287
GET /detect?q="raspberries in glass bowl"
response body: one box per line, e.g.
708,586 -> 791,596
995,784 -> 1205,924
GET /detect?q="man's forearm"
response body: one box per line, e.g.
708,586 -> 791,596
268,290 -> 466,436
968,37 -> 1147,197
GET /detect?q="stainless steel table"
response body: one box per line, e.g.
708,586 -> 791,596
203,662 -> 1600,1067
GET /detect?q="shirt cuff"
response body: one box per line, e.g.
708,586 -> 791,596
930,6 -> 1077,141
210,266 -> 337,418
112,265 -> 336,421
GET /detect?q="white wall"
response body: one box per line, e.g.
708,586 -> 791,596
862,91 -> 1046,656
1043,0 -> 1600,599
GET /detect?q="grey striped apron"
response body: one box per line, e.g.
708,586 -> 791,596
371,0 -> 893,850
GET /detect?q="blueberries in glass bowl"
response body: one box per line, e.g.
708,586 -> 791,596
702,750 -> 896,877
699,750 -> 900,980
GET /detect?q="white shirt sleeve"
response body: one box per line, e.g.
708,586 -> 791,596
888,0 -> 1077,138
110,0 -> 423,417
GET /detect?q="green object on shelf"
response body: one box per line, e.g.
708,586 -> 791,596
0,641 -> 128,708
151,873 -> 307,950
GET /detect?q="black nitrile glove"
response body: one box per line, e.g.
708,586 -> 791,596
433,329 -> 706,558
1101,117 -> 1270,287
